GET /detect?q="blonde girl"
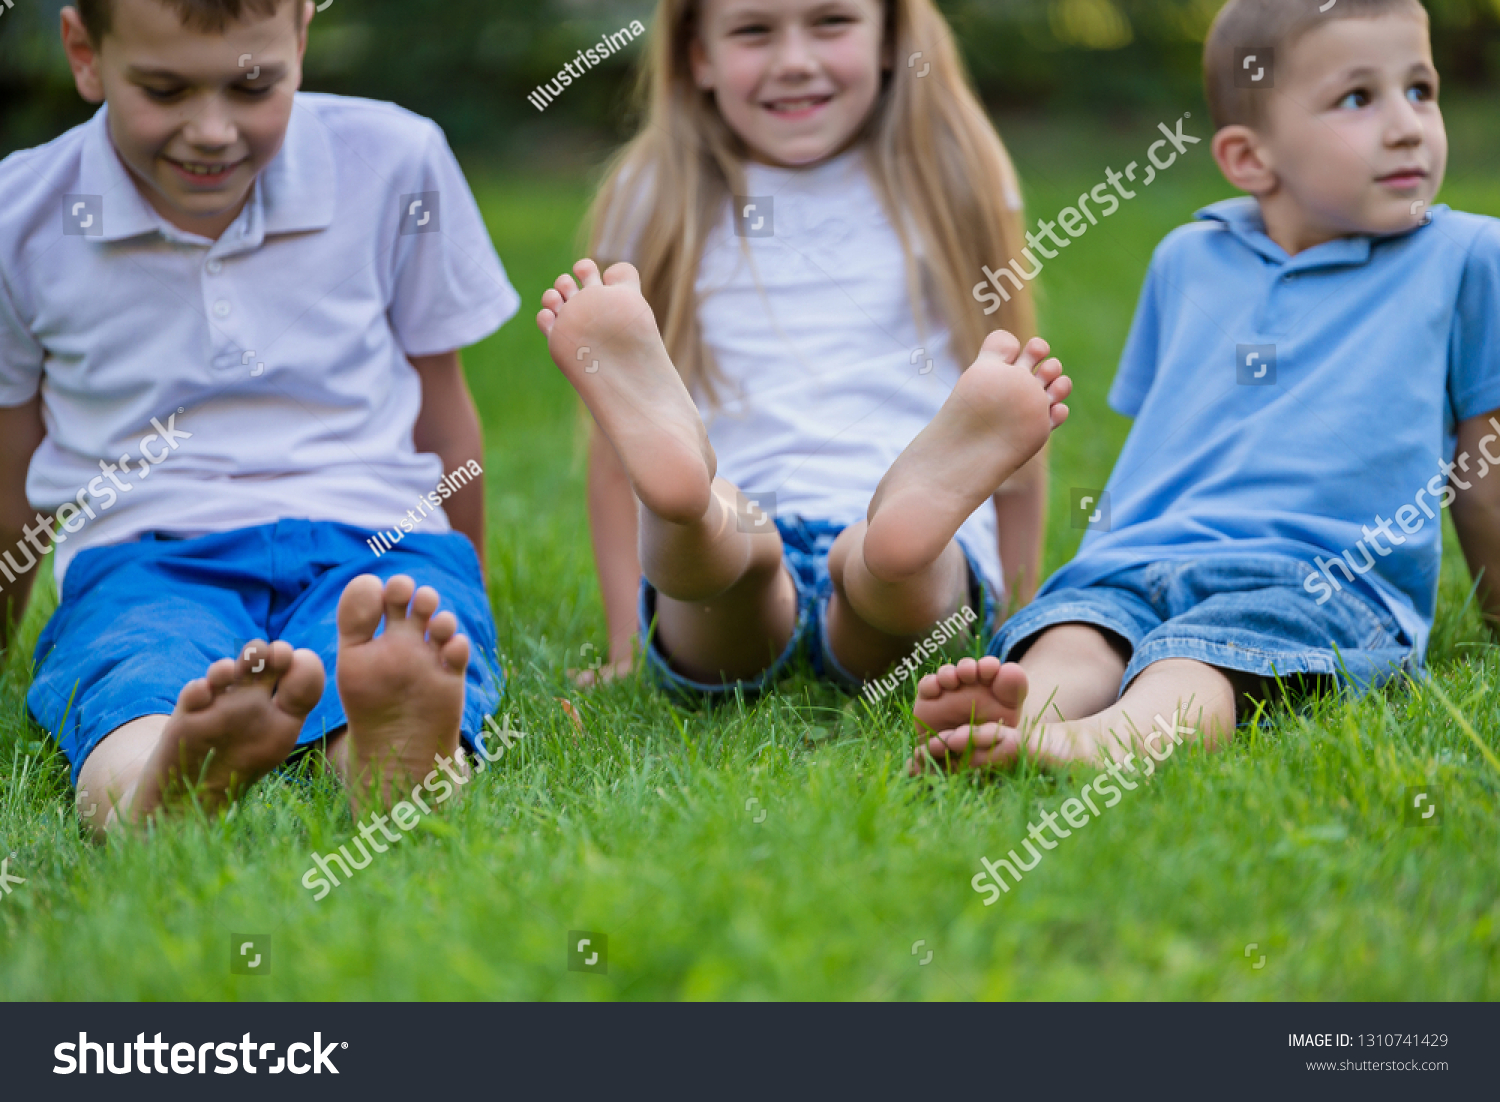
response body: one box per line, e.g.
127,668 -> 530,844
537,0 -> 1071,697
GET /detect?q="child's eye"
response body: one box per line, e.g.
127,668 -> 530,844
1407,82 -> 1433,103
1336,89 -> 1369,109
142,86 -> 187,102
730,22 -> 773,37
235,84 -> 275,98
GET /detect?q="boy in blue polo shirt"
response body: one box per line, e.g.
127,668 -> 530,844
911,0 -> 1500,772
0,0 -> 518,830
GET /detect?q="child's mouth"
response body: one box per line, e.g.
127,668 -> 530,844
164,158 -> 245,186
763,94 -> 833,120
1376,169 -> 1427,189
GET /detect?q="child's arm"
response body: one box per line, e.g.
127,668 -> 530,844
0,395 -> 45,649
410,351 -> 486,570
993,444 -> 1048,616
1451,408 -> 1500,633
587,419 -> 642,677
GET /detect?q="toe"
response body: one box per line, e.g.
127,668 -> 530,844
177,676 -> 216,713
976,655 -> 1001,681
1050,402 -> 1070,429
540,287 -> 563,313
554,273 -> 580,300
1016,337 -> 1050,372
427,610 -> 458,646
1046,373 -> 1073,402
1034,357 -> 1062,385
915,672 -> 942,699
275,648 -> 326,716
536,309 -> 556,337
382,575 -> 416,625
955,657 -> 979,684
602,260 -> 641,286
978,329 -> 1022,363
205,657 -> 239,692
337,573 -> 387,646
935,664 -> 961,691
574,258 -> 602,286
991,662 -> 1028,712
439,632 -> 470,674
407,584 -> 441,629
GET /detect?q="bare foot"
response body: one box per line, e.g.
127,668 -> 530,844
130,640 -> 325,822
908,717 -> 1116,775
335,574 -> 470,813
912,655 -> 1029,734
863,333 -> 1070,581
537,258 -> 716,523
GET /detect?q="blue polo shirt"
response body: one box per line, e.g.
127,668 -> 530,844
1045,197 -> 1500,658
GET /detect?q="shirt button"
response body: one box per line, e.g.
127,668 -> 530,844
212,300 -> 231,318
206,258 -> 223,274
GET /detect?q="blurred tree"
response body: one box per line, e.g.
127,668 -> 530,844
2,0 -> 1495,156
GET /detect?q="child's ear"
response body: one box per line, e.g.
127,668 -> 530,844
59,6 -> 105,104
688,36 -> 715,90
1211,124 -> 1276,196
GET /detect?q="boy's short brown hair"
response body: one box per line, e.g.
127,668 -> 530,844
1203,0 -> 1429,130
76,0 -> 303,42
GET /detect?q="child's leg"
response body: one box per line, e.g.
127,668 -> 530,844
75,641 -> 325,837
823,332 -> 1069,676
909,623 -> 1242,773
537,259 -> 797,683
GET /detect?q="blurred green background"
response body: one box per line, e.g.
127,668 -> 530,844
4,0 -> 1499,159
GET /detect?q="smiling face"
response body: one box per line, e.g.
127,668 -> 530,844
61,0 -> 309,240
689,0 -> 888,167
1244,12 -> 1446,251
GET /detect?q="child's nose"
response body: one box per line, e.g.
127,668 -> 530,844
181,96 -> 239,148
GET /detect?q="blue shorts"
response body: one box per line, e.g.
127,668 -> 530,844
639,516 -> 998,698
28,519 -> 503,785
989,553 -> 1415,695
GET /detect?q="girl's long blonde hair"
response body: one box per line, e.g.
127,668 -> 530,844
588,0 -> 1036,398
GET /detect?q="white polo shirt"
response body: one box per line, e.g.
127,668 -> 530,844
0,93 -> 519,588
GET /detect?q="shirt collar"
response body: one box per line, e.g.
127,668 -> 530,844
77,94 -> 335,247
1194,196 -> 1378,272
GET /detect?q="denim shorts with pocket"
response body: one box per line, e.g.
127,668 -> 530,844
639,515 -> 998,698
988,553 -> 1415,695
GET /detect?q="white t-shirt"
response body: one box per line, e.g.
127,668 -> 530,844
0,94 -> 519,589
688,149 -> 1002,593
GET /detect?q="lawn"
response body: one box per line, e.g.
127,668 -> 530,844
0,102 -> 1497,1000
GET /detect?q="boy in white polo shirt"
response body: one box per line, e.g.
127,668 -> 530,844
0,0 -> 519,831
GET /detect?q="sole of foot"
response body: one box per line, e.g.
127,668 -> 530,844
912,655 -> 1028,737
131,639 -> 325,823
863,332 -> 1070,581
337,573 -> 470,815
537,258 -> 716,524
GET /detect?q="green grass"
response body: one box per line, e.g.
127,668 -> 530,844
2,103 -> 1499,1000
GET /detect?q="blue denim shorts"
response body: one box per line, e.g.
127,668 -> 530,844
28,519 -> 503,785
638,516 -> 999,698
989,554 -> 1414,694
